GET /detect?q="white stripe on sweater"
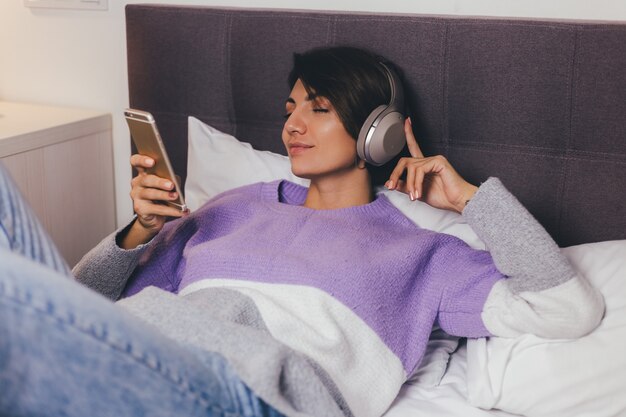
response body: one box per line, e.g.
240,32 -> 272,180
482,274 -> 604,338
180,278 -> 406,417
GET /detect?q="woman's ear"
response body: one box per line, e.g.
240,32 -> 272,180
356,158 -> 367,169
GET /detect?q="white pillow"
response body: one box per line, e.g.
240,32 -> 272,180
185,117 -> 484,387
466,240 -> 626,417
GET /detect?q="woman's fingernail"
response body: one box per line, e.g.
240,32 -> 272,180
164,181 -> 173,189
414,190 -> 419,199
146,158 -> 154,166
387,180 -> 394,190
409,192 -> 415,201
408,116 -> 412,125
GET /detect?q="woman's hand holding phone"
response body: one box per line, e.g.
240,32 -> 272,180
119,154 -> 188,249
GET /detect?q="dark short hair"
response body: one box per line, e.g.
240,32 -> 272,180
288,46 -> 409,184
288,46 -> 392,141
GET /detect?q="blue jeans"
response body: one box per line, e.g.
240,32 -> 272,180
0,164 -> 285,417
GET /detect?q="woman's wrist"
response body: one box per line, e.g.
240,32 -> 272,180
454,184 -> 479,214
119,218 -> 158,249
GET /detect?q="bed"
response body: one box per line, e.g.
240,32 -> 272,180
125,4 -> 626,417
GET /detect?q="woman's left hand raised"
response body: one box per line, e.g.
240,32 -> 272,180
385,118 -> 478,214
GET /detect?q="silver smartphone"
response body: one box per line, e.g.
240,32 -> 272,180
124,108 -> 187,212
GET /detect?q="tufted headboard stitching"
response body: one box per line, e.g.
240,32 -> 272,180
126,4 -> 626,247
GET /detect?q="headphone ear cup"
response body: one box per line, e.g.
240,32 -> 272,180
366,111 -> 406,166
357,106 -> 405,166
357,105 -> 387,162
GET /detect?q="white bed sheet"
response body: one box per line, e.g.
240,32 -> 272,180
384,342 -> 519,417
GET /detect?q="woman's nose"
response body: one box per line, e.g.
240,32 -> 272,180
285,112 -> 306,135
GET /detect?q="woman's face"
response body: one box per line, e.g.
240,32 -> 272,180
282,79 -> 359,180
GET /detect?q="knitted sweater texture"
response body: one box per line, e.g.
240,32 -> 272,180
73,178 -> 603,417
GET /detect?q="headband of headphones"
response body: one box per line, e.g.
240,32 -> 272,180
380,62 -> 404,113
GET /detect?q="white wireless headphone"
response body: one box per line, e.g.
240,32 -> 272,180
356,63 -> 406,166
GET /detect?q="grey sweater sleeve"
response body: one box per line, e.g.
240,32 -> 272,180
72,219 -> 154,300
462,178 -> 604,338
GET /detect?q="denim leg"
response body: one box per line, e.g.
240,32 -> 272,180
0,249 -> 285,417
0,163 -> 71,277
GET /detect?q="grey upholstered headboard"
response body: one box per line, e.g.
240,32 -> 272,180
126,4 -> 626,247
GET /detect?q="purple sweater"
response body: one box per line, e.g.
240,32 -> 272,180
74,178 -> 602,417
123,179 -> 501,365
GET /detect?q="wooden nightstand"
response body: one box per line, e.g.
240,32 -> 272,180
0,101 -> 116,267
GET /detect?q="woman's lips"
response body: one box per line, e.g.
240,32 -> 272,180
288,143 -> 314,156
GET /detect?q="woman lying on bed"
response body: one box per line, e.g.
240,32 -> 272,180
0,46 -> 604,417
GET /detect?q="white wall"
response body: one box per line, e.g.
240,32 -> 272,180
1,0 -> 625,227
